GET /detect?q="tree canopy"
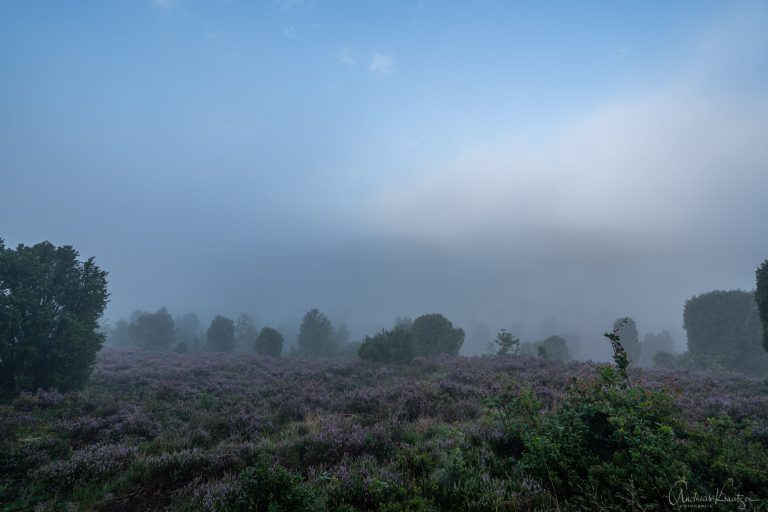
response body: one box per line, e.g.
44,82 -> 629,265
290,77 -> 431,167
127,307 -> 175,350
297,308 -> 335,357
0,240 -> 109,400
411,313 -> 464,357
207,315 -> 236,352
756,260 -> 768,352
255,327 -> 283,357
683,289 -> 768,374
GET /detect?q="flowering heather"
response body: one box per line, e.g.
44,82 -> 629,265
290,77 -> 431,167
0,348 -> 766,510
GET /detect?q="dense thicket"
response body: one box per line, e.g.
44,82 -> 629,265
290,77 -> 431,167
683,289 -> 768,374
757,260 -> 768,352
0,241 -> 108,400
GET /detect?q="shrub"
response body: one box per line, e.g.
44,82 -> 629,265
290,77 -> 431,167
207,315 -> 236,352
358,326 -> 414,364
255,327 -> 283,357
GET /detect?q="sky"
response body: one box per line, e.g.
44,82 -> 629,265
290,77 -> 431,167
2,1 -> 767,357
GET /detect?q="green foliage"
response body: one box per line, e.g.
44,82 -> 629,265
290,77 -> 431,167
358,325 -> 414,364
255,327 -> 283,357
604,320 -> 631,388
127,307 -> 175,350
411,313 -> 464,357
223,456 -> 323,512
684,289 -> 768,374
207,315 -> 236,352
0,240 -> 109,400
756,260 -> 768,352
492,329 -> 520,357
297,308 -> 336,357
612,317 -> 641,366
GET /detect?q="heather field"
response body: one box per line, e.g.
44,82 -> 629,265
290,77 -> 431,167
2,350 -> 767,511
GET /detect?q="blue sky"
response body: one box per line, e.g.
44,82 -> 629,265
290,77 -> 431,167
2,1 -> 767,355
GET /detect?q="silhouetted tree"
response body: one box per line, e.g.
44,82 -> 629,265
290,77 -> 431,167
0,240 -> 109,400
108,319 -> 133,346
255,327 -> 283,357
358,325 -> 414,364
613,317 -> 641,366
207,315 -> 236,352
127,307 -> 175,350
297,308 -> 335,357
756,260 -> 768,352
411,313 -> 464,357
536,335 -> 571,361
684,290 -> 768,374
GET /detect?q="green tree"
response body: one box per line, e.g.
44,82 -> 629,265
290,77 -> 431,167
0,240 -> 109,400
255,327 -> 283,357
683,289 -> 768,374
612,317 -> 641,366
127,307 -> 175,350
207,315 -> 236,352
297,308 -> 335,357
492,329 -> 520,356
411,313 -> 465,357
358,325 -> 414,364
756,260 -> 768,352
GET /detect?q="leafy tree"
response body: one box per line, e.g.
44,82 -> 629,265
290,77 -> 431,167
0,240 -> 109,400
235,313 -> 259,350
127,307 -> 175,350
684,290 -> 768,374
756,260 -> 768,352
255,327 -> 283,357
207,315 -> 236,352
297,308 -> 335,357
411,313 -> 464,357
612,317 -> 641,366
536,335 -> 571,361
492,329 -> 520,357
641,330 -> 674,366
358,325 -> 414,364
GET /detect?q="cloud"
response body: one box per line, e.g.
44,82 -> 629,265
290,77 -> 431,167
152,0 -> 177,10
366,9 -> 768,259
369,52 -> 394,77
337,48 -> 356,66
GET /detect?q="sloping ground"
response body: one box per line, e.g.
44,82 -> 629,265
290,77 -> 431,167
1,350 -> 766,511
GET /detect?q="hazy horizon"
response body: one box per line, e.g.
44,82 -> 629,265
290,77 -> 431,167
3,1 -> 767,358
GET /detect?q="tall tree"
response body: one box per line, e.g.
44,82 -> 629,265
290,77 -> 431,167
207,315 -> 236,352
297,308 -> 335,357
411,313 -> 464,357
0,240 -> 109,400
127,307 -> 175,350
684,290 -> 768,374
756,260 -> 768,352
